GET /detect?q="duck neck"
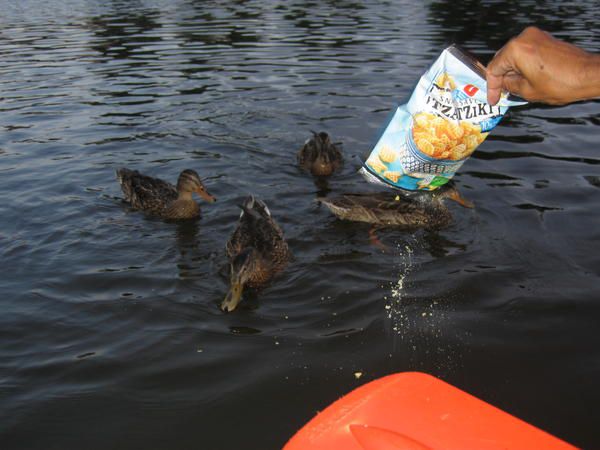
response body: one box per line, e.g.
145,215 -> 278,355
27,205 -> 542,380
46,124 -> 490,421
177,190 -> 194,201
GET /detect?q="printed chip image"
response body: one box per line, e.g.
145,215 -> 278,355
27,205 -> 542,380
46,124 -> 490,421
377,145 -> 396,163
366,154 -> 387,174
383,171 -> 401,183
411,112 -> 488,161
435,72 -> 456,90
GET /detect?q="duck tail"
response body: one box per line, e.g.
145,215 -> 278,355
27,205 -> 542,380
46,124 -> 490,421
239,195 -> 261,221
240,195 -> 272,220
317,197 -> 348,217
116,168 -> 135,184
116,168 -> 138,202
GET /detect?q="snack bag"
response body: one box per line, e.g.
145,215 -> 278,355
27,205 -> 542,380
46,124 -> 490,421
360,45 -> 526,191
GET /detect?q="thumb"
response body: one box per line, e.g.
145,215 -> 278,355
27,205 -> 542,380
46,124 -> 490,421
487,85 -> 502,106
486,71 -> 504,105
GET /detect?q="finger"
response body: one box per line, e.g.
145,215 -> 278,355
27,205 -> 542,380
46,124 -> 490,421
502,73 -> 528,98
487,45 -> 517,78
486,46 -> 512,104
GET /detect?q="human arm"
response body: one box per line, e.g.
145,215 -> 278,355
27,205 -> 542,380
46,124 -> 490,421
486,26 -> 600,105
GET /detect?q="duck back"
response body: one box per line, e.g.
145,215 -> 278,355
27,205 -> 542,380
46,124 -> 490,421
319,192 -> 452,230
116,168 -> 178,215
226,196 -> 290,281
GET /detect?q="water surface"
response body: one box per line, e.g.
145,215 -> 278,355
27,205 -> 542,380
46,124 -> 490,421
1,1 -> 599,449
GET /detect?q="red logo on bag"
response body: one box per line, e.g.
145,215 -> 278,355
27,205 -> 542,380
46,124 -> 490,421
464,84 -> 479,96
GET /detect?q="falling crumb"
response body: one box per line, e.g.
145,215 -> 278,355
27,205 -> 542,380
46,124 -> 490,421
354,372 -> 363,379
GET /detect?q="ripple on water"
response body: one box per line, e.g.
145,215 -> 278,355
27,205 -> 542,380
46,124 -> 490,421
1,1 -> 600,449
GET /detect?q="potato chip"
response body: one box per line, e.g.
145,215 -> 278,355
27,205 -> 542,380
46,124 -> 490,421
413,131 -> 428,142
446,123 -> 464,140
414,112 -> 433,129
460,121 -> 476,134
465,134 -> 479,152
432,116 -> 445,129
383,171 -> 401,183
450,143 -> 467,160
367,156 -> 387,174
435,72 -> 456,90
416,138 -> 435,156
439,133 -> 451,148
378,145 -> 396,163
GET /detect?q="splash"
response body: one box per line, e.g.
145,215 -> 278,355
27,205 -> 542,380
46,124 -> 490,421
383,240 -> 461,374
385,243 -> 413,333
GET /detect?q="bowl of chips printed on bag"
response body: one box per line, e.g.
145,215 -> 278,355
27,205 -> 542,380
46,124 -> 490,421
404,111 -> 488,175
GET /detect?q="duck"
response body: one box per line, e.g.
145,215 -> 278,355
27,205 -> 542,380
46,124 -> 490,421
297,131 -> 343,177
221,195 -> 291,312
317,184 -> 473,230
116,168 -> 216,219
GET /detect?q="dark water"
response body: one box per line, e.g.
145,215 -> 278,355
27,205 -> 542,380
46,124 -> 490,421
1,1 -> 599,449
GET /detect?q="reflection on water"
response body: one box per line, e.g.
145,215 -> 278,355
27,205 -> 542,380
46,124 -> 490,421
1,1 -> 600,449
427,0 -> 599,58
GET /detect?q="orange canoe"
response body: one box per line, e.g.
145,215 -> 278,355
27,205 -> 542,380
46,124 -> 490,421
285,372 -> 576,450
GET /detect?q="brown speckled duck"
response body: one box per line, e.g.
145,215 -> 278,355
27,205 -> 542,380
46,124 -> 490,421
318,184 -> 473,230
221,195 -> 291,312
297,131 -> 343,177
116,168 -> 216,219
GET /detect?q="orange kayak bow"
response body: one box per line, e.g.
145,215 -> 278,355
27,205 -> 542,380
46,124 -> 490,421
285,372 -> 576,450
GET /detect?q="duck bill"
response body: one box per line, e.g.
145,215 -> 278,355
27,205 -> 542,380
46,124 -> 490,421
197,188 -> 217,203
221,276 -> 244,312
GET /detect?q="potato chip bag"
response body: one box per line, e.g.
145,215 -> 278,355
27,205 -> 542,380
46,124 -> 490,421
361,45 -> 526,191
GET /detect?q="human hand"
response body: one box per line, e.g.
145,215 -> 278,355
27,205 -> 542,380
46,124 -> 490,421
486,26 -> 600,105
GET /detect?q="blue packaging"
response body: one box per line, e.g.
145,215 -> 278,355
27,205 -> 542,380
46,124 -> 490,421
361,45 -> 526,191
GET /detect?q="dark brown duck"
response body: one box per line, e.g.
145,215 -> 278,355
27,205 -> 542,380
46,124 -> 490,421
318,184 -> 472,230
221,195 -> 291,312
116,168 -> 216,220
297,131 -> 343,177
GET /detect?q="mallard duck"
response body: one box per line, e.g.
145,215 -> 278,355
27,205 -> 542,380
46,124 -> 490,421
297,131 -> 343,177
116,168 -> 216,219
318,184 -> 473,230
221,195 -> 291,312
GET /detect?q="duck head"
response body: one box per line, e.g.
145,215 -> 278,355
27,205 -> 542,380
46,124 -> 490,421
302,131 -> 341,177
431,183 -> 474,208
177,169 -> 216,203
221,248 -> 260,312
